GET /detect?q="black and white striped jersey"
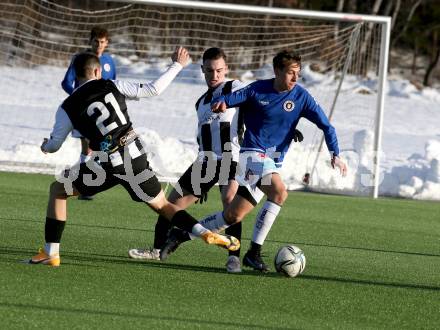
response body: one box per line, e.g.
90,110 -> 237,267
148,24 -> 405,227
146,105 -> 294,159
61,79 -> 132,152
195,80 -> 244,162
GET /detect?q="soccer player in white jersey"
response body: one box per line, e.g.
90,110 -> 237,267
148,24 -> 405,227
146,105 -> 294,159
28,48 -> 239,267
162,49 -> 346,272
128,47 -> 252,273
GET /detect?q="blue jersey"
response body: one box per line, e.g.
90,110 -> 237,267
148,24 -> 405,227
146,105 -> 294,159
213,79 -> 339,165
61,52 -> 116,95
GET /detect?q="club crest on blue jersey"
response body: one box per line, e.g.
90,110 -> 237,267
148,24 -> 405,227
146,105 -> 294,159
283,100 -> 295,112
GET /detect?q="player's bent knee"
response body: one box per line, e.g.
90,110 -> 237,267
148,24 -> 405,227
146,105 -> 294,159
224,208 -> 244,224
147,191 -> 176,218
222,194 -> 235,207
271,189 -> 288,206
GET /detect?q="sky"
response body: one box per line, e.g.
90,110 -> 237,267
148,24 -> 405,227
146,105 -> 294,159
0,58 -> 439,201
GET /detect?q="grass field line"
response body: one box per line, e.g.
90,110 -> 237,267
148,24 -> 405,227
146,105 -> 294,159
1,214 -> 439,258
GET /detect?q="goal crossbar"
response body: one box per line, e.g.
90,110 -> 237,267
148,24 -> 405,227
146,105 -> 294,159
107,0 -> 390,24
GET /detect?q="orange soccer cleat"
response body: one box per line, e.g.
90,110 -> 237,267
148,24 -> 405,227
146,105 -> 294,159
29,248 -> 60,267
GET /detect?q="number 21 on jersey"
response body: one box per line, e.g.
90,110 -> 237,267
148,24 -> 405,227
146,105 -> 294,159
87,92 -> 127,135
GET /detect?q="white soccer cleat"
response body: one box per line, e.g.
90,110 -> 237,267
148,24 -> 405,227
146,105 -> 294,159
128,248 -> 160,260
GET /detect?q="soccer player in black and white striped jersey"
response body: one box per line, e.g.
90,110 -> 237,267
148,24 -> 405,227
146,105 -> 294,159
28,48 -> 240,267
128,47 -> 259,273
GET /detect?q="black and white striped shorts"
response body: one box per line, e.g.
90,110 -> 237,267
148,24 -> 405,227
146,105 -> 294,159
70,138 -> 161,202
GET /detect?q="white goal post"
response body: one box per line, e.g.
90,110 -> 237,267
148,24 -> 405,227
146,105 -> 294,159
0,0 -> 391,198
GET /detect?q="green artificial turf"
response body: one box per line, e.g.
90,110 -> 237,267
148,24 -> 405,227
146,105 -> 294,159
0,171 -> 439,329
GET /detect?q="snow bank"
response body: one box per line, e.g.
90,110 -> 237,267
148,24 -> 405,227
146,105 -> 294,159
1,61 -> 440,201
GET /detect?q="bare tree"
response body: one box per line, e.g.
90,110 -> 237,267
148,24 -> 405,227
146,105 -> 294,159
346,0 -> 357,13
390,0 -> 401,31
359,0 -> 384,75
336,0 -> 344,12
411,38 -> 419,75
383,0 -> 401,31
423,28 -> 440,86
371,0 -> 384,16
390,0 -> 423,49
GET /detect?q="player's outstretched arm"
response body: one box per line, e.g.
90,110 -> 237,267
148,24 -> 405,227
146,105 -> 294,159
331,154 -> 347,177
115,46 -> 191,99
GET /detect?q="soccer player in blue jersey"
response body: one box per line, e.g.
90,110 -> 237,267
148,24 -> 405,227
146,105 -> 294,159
159,49 -> 345,272
61,27 -> 116,94
206,49 -> 348,271
201,49 -> 347,271
61,27 -> 117,200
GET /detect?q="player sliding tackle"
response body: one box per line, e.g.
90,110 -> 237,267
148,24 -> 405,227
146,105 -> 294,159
160,50 -> 347,271
29,47 -> 239,267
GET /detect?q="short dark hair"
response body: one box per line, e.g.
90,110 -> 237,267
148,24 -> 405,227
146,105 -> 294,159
73,52 -> 101,79
202,47 -> 227,62
90,26 -> 109,41
273,50 -> 301,70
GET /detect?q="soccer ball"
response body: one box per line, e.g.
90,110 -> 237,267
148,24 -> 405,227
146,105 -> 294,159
274,245 -> 306,278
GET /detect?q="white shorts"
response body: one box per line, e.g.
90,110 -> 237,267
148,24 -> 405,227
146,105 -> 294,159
236,151 -> 280,204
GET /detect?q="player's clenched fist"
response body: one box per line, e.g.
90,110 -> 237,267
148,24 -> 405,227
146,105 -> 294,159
172,46 -> 190,67
211,101 -> 227,113
40,138 -> 49,154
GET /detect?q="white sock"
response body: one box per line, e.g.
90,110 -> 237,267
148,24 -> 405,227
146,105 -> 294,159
252,201 -> 281,245
190,223 -> 210,237
189,212 -> 229,240
44,243 -> 60,256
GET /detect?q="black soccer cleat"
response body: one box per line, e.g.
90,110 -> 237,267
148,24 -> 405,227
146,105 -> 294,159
159,228 -> 186,261
243,250 -> 269,272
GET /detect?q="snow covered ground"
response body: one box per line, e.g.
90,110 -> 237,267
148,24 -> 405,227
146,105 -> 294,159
0,60 -> 439,200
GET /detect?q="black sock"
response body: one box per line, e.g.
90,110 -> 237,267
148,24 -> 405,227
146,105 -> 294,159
249,241 -> 262,255
45,217 -> 66,243
225,222 -> 242,257
153,216 -> 172,249
170,210 -> 198,233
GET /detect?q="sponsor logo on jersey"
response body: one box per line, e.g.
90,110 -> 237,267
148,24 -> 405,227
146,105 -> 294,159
103,63 -> 111,72
259,100 -> 270,105
100,135 -> 114,152
200,111 -> 220,124
245,168 -> 254,181
283,100 -> 295,112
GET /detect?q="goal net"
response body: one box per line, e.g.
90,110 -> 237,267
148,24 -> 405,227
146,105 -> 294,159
0,0 -> 389,196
